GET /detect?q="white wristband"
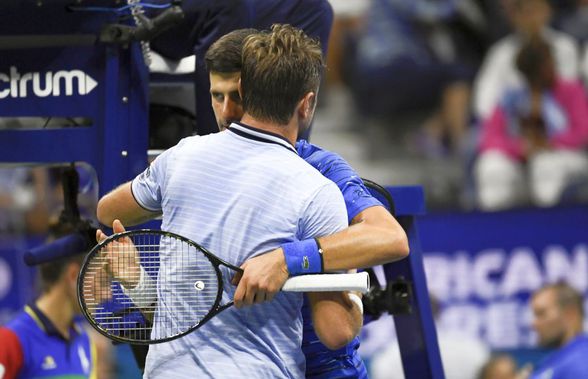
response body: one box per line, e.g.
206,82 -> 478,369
347,293 -> 364,314
121,266 -> 157,309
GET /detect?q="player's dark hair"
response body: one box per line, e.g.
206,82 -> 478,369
38,221 -> 86,293
204,28 -> 258,74
241,24 -> 324,125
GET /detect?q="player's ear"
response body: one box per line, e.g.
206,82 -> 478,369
298,92 -> 316,120
238,78 -> 243,102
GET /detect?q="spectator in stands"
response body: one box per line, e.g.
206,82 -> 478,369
474,36 -> 588,210
0,222 -> 110,379
348,0 -> 475,156
472,0 -> 580,120
371,295 -> 490,379
528,282 -> 588,378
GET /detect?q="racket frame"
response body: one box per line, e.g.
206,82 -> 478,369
77,229 -> 243,345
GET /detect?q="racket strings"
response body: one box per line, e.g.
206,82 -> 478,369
80,232 -> 220,343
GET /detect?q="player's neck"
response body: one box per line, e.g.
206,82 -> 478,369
240,113 -> 298,146
36,287 -> 75,339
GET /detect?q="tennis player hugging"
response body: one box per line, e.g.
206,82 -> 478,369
96,24 -> 407,379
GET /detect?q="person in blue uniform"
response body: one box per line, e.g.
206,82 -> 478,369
529,282 -> 588,379
296,141 -> 380,379
203,29 -> 410,378
0,223 -> 97,379
150,0 -> 334,139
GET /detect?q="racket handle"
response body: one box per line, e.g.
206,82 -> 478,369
282,272 -> 370,293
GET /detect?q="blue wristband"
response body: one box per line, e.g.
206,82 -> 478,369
281,239 -> 323,276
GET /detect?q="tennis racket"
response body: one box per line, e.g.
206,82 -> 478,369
78,229 -> 370,345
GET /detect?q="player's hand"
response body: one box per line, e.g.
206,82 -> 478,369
86,265 -> 113,305
232,248 -> 289,308
96,218 -> 126,243
96,220 -> 141,289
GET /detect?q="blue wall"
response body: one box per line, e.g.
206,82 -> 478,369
418,205 -> 588,349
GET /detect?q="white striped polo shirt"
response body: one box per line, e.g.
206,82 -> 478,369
131,122 -> 348,379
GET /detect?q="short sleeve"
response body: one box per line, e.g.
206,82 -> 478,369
297,141 -> 382,223
131,148 -> 173,212
299,181 -> 348,240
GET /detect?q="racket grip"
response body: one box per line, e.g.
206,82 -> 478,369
282,272 -> 370,293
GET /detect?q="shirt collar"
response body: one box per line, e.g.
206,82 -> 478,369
228,122 -> 298,154
25,303 -> 80,341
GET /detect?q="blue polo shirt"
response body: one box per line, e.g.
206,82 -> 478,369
0,304 -> 95,379
531,334 -> 588,379
297,140 -> 383,379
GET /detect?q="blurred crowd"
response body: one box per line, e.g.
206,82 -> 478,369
321,1 -> 588,376
0,165 -> 97,238
368,283 -> 587,379
324,0 -> 588,211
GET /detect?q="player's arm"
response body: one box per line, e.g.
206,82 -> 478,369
98,149 -> 170,226
298,183 -> 361,349
319,205 -> 408,271
233,262 -> 361,349
308,291 -> 363,350
97,182 -> 156,226
0,328 -> 24,379
246,207 -> 409,286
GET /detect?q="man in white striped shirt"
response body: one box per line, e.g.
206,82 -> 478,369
96,25 -> 358,378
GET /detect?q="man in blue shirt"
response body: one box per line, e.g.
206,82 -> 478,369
0,223 -> 97,379
203,28 -> 410,378
530,283 -> 588,379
